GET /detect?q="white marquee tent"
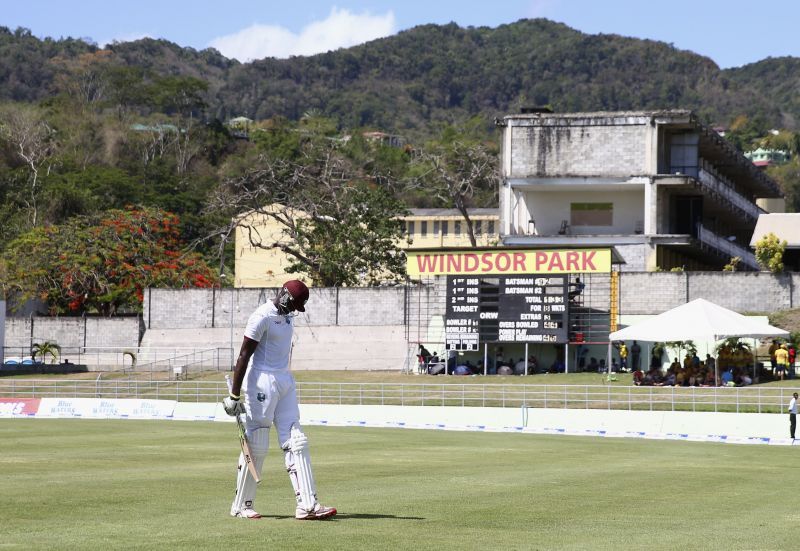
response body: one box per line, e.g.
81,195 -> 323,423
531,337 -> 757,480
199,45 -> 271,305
608,298 -> 789,380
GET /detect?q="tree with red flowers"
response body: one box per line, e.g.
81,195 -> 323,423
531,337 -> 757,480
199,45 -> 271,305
1,207 -> 217,315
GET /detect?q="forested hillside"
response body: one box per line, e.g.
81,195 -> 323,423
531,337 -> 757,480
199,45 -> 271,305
1,18 -> 798,315
2,20 -> 799,135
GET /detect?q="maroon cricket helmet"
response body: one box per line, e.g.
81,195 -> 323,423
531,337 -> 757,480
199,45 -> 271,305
283,280 -> 309,311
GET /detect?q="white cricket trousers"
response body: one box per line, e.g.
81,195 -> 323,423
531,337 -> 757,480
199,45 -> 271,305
242,369 -> 301,444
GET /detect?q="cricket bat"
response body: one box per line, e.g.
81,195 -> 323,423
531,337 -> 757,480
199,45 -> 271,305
225,375 -> 261,484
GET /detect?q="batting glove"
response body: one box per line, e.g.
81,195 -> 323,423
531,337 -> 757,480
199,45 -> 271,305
223,393 -> 245,416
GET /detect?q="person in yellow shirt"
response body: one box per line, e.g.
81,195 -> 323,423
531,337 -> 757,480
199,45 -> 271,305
775,343 -> 790,381
769,340 -> 780,373
618,342 -> 628,372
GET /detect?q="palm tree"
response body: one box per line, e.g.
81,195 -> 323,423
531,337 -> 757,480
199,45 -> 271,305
31,341 -> 61,364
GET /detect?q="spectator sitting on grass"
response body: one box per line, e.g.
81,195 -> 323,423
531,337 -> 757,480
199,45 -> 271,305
550,359 -> 565,373
739,371 -> 753,386
645,367 -> 665,386
721,368 -> 734,386
453,364 -> 471,376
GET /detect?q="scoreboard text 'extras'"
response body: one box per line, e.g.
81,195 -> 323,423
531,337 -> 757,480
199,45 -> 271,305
407,249 -> 612,277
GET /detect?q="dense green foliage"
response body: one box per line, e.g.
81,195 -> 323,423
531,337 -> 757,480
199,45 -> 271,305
1,20 -> 798,136
212,129 -> 411,286
1,207 -> 217,314
754,232 -> 788,273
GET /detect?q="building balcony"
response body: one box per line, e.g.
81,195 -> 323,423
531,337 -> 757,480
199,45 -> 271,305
696,224 -> 759,270
696,163 -> 761,221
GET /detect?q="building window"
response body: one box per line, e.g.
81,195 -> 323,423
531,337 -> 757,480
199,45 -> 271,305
433,221 -> 440,236
406,221 -> 415,236
488,221 -> 495,235
570,203 -> 613,226
668,132 -> 699,177
441,221 -> 448,236
420,221 -> 428,236
454,221 -> 461,236
475,220 -> 483,235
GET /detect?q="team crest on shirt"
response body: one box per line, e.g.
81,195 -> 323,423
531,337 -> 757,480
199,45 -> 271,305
257,392 -> 266,402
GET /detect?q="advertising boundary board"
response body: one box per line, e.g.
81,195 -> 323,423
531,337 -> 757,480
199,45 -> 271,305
1,397 -> 796,447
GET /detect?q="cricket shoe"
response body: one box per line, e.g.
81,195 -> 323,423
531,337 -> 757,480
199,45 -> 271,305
231,507 -> 263,519
295,503 -> 337,520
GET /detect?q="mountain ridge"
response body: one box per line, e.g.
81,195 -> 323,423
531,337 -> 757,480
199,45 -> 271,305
1,19 -> 797,138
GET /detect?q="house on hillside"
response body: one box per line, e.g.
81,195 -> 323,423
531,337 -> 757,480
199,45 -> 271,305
225,116 -> 253,139
234,207 -> 499,287
744,147 -> 790,168
361,131 -> 406,148
497,110 -> 785,271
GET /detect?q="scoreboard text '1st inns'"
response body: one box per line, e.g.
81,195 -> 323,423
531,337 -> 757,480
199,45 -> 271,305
406,249 -> 612,277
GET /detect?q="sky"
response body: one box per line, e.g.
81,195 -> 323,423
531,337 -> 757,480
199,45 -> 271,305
3,0 -> 799,69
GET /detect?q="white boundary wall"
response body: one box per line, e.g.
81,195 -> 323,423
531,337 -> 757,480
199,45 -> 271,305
2,398 -> 795,446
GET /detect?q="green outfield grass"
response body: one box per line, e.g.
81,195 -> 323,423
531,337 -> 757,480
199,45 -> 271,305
0,419 -> 796,550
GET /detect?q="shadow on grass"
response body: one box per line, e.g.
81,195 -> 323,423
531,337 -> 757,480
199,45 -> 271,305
336,513 -> 425,520
256,512 -> 426,521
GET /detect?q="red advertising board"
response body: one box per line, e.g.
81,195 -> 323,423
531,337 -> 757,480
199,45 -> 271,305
0,398 -> 41,416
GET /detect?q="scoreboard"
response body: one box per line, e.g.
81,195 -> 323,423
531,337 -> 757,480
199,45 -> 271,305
445,275 -> 568,350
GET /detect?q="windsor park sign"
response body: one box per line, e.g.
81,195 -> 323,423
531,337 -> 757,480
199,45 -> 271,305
406,248 -> 612,277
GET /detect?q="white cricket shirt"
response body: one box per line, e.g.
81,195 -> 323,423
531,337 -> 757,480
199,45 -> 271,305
244,301 -> 294,372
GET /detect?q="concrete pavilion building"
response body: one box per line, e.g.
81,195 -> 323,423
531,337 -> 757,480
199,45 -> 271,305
497,109 -> 785,271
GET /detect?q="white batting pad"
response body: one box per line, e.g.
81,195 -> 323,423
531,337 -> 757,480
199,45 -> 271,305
283,426 -> 317,511
230,428 -> 269,515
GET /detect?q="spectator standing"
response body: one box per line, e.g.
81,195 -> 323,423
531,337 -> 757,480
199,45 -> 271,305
618,342 -> 628,372
768,340 -> 780,374
775,344 -> 790,381
788,345 -> 797,379
418,345 -> 432,373
630,341 -> 641,371
789,392 -> 798,440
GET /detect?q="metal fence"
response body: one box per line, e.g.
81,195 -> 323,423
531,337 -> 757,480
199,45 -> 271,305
2,346 -> 229,373
0,379 -> 793,414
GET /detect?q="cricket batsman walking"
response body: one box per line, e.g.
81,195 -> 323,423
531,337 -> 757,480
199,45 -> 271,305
222,279 -> 336,520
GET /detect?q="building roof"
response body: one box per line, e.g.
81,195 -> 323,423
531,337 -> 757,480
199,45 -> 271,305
406,208 -> 498,217
750,213 -> 800,248
501,109 -> 783,198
